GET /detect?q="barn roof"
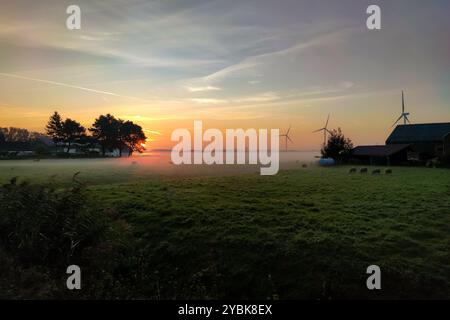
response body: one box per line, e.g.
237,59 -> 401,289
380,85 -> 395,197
352,144 -> 410,157
386,123 -> 450,144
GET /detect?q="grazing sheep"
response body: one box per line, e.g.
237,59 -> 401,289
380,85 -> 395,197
302,164 -> 308,168
360,168 -> 368,174
33,159 -> 40,162
131,161 -> 138,165
372,169 -> 381,175
385,169 -> 393,175
349,168 -> 357,174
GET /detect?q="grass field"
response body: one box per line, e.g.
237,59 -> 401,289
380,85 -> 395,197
1,161 -> 450,299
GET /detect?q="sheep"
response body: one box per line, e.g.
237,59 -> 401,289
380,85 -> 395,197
360,168 -> 368,174
372,169 -> 381,175
349,168 -> 357,174
302,164 -> 308,168
385,169 -> 393,175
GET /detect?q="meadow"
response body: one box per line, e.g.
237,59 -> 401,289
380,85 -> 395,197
1,158 -> 450,299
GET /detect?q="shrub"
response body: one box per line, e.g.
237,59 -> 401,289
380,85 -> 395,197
0,177 -> 108,267
0,177 -> 135,298
33,144 -> 50,156
321,128 -> 353,163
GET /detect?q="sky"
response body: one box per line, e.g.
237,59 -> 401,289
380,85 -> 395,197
0,0 -> 449,150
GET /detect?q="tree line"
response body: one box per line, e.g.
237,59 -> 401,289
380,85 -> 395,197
0,127 -> 43,143
46,111 -> 147,156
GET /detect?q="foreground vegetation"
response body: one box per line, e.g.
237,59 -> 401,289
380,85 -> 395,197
1,165 -> 450,299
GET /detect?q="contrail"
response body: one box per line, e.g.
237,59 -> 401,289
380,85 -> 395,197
0,72 -> 153,103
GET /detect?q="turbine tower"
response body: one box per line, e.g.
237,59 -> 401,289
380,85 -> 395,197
392,90 -> 411,127
280,125 -> 293,152
313,114 -> 332,146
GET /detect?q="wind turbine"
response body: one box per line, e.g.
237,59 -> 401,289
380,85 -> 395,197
313,114 -> 332,146
392,90 -> 411,127
280,125 -> 293,152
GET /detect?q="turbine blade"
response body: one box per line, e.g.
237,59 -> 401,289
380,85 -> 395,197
286,125 -> 291,135
312,129 -> 323,133
391,115 -> 403,128
405,116 -> 411,124
325,114 -> 330,128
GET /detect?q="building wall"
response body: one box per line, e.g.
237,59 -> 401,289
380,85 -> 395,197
352,150 -> 408,166
404,142 -> 441,160
444,134 -> 450,156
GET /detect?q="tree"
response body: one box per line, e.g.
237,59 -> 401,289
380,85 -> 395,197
321,128 -> 353,163
61,119 -> 86,153
119,120 -> 147,156
46,111 -> 64,145
0,127 -> 33,142
89,114 -> 121,156
0,130 -> 5,145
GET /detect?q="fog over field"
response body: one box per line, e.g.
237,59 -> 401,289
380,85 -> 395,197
0,151 -> 320,185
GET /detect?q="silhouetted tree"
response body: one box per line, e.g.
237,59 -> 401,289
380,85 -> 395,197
0,130 -> 5,145
321,128 -> 353,163
0,127 -> 34,142
90,115 -> 147,157
90,114 -> 121,156
45,111 -> 64,145
119,120 -> 147,156
61,119 -> 86,153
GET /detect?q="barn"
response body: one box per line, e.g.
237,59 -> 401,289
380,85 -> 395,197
386,123 -> 450,160
351,144 -> 411,166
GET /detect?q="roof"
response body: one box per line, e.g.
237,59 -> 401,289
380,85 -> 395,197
0,142 -> 35,152
352,144 -> 410,157
386,123 -> 450,144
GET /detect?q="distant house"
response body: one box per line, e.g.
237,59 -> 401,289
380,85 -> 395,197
0,141 -> 35,156
57,143 -> 128,157
352,144 -> 411,166
386,123 -> 450,160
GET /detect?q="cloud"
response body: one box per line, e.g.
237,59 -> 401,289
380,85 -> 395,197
196,28 -> 358,84
144,129 -> 163,136
235,92 -> 280,103
0,72 -> 154,103
186,86 -> 222,92
189,98 -> 228,104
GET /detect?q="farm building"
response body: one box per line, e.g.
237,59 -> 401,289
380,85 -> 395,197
351,144 -> 411,166
0,141 -> 35,155
386,123 -> 450,160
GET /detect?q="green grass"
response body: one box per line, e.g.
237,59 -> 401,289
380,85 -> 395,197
2,163 -> 450,299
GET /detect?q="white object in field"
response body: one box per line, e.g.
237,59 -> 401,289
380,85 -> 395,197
318,158 -> 335,166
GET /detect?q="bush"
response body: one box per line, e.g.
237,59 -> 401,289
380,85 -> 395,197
0,177 -> 107,266
0,177 -> 134,298
321,128 -> 353,163
33,144 -> 50,156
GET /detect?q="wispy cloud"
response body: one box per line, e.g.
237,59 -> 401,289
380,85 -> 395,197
189,98 -> 228,104
235,92 -> 280,103
197,28 -> 358,84
0,73 -> 154,103
144,129 -> 163,136
186,86 -> 222,92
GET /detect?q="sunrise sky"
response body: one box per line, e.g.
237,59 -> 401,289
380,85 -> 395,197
0,0 -> 449,150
